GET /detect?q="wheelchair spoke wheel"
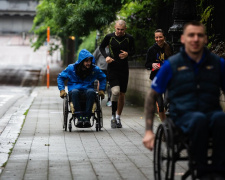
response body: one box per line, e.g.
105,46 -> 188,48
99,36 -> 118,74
99,107 -> 103,129
63,96 -> 68,131
69,122 -> 72,132
95,98 -> 102,131
154,124 -> 175,180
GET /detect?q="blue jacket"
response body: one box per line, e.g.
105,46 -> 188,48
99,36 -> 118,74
57,49 -> 106,92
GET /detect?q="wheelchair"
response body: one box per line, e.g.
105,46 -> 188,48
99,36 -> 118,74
153,118 -> 212,180
62,91 -> 103,132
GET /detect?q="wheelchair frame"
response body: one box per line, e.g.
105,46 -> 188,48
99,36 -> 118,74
153,118 -> 199,180
63,91 -> 103,132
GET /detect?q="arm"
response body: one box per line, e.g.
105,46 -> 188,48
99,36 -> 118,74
145,47 -> 155,70
119,35 -> 135,59
143,61 -> 172,150
99,35 -> 110,58
97,69 -> 107,91
100,35 -> 114,63
142,89 -> 158,151
57,67 -> 69,91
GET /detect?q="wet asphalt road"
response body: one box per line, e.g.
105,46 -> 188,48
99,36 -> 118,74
0,35 -> 50,168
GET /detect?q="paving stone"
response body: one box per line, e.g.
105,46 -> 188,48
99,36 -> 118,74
0,86 -> 189,180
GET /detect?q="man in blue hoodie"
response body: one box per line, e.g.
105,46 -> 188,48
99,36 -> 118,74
57,49 -> 106,127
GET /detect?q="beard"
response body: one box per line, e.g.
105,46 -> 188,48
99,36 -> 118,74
76,62 -> 92,80
82,64 -> 90,70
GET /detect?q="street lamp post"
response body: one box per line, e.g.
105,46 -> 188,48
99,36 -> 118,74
168,0 -> 197,53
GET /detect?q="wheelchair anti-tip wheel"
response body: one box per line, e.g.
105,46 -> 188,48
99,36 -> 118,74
154,123 -> 175,180
63,96 -> 69,131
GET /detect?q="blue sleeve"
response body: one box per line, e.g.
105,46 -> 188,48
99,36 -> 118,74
220,58 -> 225,92
151,60 -> 172,94
57,67 -> 69,91
96,68 -> 106,91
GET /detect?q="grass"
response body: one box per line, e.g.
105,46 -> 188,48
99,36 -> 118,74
1,108 -> 30,168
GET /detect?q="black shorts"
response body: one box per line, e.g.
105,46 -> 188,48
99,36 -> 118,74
108,72 -> 129,93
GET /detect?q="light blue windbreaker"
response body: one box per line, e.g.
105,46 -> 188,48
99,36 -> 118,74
57,49 -> 106,92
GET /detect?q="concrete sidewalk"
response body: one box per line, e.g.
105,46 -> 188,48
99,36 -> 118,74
0,86 -> 160,180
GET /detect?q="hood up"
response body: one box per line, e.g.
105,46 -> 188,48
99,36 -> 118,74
75,49 -> 95,66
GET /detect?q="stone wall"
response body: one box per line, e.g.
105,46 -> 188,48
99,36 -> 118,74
126,67 -> 225,111
126,68 -> 151,106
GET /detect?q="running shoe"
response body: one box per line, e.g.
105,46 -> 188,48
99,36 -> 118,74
111,115 -> 117,128
106,101 -> 112,107
116,118 -> 122,128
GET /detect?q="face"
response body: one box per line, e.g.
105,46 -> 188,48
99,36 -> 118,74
181,25 -> 207,55
83,58 -> 92,69
155,32 -> 165,47
115,23 -> 126,37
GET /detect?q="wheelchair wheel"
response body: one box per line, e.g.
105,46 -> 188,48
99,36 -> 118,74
69,122 -> 72,132
97,107 -> 103,131
154,123 -> 175,180
95,97 -> 103,131
99,107 -> 103,128
63,96 -> 68,131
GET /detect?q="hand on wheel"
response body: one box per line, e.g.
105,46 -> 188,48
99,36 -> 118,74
60,90 -> 67,99
98,90 -> 105,99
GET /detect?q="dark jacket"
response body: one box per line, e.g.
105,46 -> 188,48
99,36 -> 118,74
145,42 -> 173,80
167,47 -> 222,119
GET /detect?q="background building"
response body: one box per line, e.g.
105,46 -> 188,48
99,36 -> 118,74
0,0 -> 38,34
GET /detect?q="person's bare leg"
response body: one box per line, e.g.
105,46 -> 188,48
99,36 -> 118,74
117,92 -> 125,115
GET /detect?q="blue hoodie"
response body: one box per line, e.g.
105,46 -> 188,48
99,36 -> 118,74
57,49 -> 106,92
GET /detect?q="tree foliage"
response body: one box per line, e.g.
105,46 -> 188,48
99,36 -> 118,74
77,31 -> 96,55
31,0 -> 128,51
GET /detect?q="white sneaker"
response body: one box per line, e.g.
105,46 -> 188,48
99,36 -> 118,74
106,101 -> 112,107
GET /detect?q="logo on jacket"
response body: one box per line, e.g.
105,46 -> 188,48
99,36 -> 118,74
177,66 -> 189,71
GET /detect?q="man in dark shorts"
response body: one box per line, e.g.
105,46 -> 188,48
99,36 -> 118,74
100,20 -> 135,128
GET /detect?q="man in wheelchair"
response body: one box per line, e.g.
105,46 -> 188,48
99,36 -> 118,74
57,49 -> 106,127
143,21 -> 225,179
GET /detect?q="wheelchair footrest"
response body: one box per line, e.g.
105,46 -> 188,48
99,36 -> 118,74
75,120 -> 92,128
75,123 -> 92,128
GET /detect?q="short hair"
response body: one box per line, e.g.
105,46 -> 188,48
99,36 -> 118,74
154,29 -> 165,36
183,21 -> 206,34
115,20 -> 126,27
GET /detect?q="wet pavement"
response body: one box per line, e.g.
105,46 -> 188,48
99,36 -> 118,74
0,86 -> 190,180
0,86 -> 35,173
0,86 -> 154,180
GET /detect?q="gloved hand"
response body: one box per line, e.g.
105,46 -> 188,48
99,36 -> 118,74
60,90 -> 67,99
98,90 -> 105,99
